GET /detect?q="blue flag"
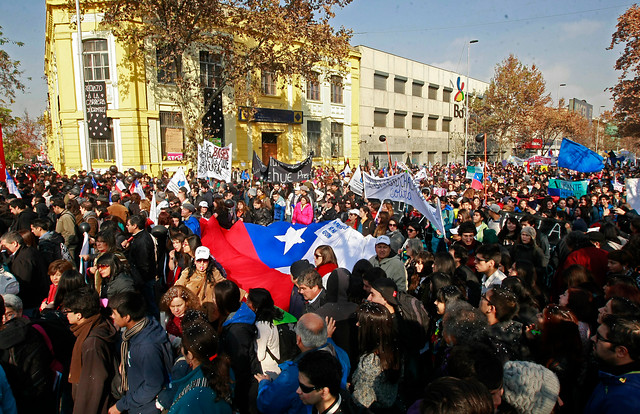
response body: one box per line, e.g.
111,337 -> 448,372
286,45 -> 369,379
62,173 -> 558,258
558,138 -> 604,173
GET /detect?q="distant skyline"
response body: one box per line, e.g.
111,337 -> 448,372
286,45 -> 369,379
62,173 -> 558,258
1,0 -> 633,119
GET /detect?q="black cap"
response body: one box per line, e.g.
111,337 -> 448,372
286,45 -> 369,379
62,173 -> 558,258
371,277 -> 398,306
290,259 -> 314,280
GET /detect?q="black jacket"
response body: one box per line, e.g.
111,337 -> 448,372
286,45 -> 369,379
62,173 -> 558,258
126,230 -> 157,282
8,245 -> 48,309
37,231 -> 66,268
10,209 -> 37,232
0,317 -> 55,413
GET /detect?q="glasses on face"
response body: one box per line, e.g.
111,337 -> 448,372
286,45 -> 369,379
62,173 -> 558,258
389,223 -> 398,228
61,308 -> 73,314
407,228 -> 416,233
298,381 -> 320,394
481,294 -> 494,307
314,254 -> 322,259
475,256 -> 488,263
595,331 -> 616,345
97,264 -> 110,269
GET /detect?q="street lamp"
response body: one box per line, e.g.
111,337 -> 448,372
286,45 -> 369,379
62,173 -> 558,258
557,83 -> 566,108
379,135 -> 392,172
595,105 -> 605,153
464,39 -> 479,166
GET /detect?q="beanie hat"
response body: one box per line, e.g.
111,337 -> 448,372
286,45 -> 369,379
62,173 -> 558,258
371,277 -> 398,306
503,361 -> 560,414
521,226 -> 536,239
290,259 -> 314,280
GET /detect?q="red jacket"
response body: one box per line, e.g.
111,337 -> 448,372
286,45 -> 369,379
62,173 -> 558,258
559,246 -> 609,286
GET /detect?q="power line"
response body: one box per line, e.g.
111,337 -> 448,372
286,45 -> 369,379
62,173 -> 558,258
352,3 -> 634,36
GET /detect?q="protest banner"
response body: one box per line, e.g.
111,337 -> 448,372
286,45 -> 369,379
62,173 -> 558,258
267,156 -> 312,183
466,164 -> 484,180
348,165 -> 364,196
500,211 -> 568,246
363,172 -> 444,235
548,178 -> 589,199
252,151 -> 268,180
626,178 -> 640,214
167,167 -> 190,194
197,140 -> 233,182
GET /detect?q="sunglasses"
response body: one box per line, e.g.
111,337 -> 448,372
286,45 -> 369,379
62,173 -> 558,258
595,331 -> 616,345
407,228 -> 416,233
298,381 -> 321,394
481,293 -> 494,307
475,256 -> 488,263
389,223 -> 398,228
97,264 -> 110,269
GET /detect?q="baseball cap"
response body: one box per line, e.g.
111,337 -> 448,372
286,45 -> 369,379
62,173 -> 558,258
199,201 -> 209,208
194,246 -> 211,261
348,209 -> 359,215
489,204 -> 501,214
375,235 -> 391,246
182,203 -> 196,212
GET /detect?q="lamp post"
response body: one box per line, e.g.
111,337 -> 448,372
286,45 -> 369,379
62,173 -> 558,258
595,105 -> 605,153
557,83 -> 566,108
464,39 -> 478,166
379,135 -> 392,173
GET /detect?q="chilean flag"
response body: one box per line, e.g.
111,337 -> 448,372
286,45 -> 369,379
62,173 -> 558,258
115,179 -> 127,194
200,218 -> 376,310
471,172 -> 483,190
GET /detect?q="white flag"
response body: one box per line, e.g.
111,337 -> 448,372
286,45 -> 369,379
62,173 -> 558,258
197,140 -> 233,182
5,171 -> 21,198
348,166 -> 364,196
167,167 -> 190,195
363,172 -> 444,235
149,191 -> 158,225
626,178 -> 640,214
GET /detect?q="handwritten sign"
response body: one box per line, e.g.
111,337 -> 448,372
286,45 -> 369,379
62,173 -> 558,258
85,81 -> 109,139
197,140 -> 232,182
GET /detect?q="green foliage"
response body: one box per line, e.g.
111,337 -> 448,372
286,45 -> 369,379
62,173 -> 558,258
0,25 -> 26,108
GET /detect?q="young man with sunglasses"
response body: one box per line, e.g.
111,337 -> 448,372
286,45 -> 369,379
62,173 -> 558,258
474,244 -> 506,294
585,314 -> 640,413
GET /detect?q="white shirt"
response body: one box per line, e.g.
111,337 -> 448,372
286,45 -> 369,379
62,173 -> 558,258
481,269 -> 507,294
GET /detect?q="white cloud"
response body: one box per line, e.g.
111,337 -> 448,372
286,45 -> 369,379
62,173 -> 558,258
561,19 -> 604,38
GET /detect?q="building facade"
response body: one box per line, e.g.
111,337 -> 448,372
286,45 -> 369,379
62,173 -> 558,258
568,98 -> 593,121
357,46 -> 489,165
44,0 -> 360,175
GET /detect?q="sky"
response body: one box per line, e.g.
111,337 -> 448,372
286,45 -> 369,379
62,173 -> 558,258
0,0 -> 634,119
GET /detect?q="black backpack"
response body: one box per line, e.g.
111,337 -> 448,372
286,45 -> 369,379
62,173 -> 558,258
396,291 -> 431,349
266,322 -> 300,364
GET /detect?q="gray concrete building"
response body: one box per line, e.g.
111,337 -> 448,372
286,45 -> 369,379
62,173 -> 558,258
356,46 -> 489,165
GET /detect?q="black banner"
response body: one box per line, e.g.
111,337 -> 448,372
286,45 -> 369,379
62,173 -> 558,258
267,156 -> 312,183
499,211 -> 568,246
85,81 -> 109,139
238,106 -> 303,124
252,151 -> 268,179
202,88 -> 224,146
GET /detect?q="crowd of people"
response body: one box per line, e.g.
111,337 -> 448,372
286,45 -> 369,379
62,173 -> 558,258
0,160 -> 638,413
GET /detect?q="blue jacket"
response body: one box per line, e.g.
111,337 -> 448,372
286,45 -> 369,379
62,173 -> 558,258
256,339 -> 350,414
116,318 -> 173,414
0,365 -> 16,414
184,215 -> 201,237
584,369 -> 640,413
167,366 -> 231,414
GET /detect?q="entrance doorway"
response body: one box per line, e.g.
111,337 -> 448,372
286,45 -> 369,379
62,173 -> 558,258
262,132 -> 279,162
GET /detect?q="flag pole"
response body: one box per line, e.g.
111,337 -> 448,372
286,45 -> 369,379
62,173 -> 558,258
75,0 -> 92,172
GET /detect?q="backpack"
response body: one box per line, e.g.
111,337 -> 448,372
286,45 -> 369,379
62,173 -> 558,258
396,291 -> 431,349
266,322 -> 300,364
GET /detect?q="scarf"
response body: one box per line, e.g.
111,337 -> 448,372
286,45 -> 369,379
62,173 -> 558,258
119,317 -> 148,393
69,314 -> 102,383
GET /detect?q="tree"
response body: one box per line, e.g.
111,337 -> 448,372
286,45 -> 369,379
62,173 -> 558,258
470,54 -> 551,155
81,0 -> 354,161
523,102 -> 591,155
2,111 -> 43,165
609,5 -> 640,142
0,25 -> 26,128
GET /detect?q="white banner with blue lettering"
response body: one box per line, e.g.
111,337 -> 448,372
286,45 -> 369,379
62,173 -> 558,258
363,172 -> 445,235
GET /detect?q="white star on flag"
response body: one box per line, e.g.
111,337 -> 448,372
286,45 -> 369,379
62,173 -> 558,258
275,227 -> 307,254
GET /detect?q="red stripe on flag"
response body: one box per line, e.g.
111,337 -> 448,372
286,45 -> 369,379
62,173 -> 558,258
200,217 -> 293,311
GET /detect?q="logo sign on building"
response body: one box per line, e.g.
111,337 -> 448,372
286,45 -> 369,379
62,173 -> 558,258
85,81 -> 109,139
454,77 -> 465,102
197,140 -> 233,182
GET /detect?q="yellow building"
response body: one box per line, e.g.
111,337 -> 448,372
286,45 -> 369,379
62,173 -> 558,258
44,0 -> 360,175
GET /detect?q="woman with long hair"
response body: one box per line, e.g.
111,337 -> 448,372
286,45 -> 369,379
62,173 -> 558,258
292,195 -> 314,225
175,246 -> 228,323
497,216 -> 521,247
182,234 -> 201,266
167,232 -> 188,286
351,301 -> 401,411
160,285 -> 201,341
358,206 -> 375,236
386,216 -> 405,253
40,259 -> 74,311
510,227 -> 545,278
52,270 -> 86,310
313,245 -> 339,284
247,288 -> 288,379
94,252 -> 136,301
167,317 -> 233,413
373,211 -> 391,237
236,199 -> 253,223
214,280 -> 258,414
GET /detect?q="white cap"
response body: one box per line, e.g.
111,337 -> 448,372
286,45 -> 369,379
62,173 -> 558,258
348,209 -> 360,215
199,201 -> 209,208
375,235 -> 391,245
194,246 -> 211,261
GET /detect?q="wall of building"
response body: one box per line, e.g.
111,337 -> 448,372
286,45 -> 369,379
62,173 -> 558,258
357,46 -> 489,166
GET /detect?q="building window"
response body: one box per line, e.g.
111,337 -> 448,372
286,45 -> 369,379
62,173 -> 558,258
331,122 -> 343,157
428,85 -> 438,100
412,82 -> 422,97
428,152 -> 436,164
442,119 -> 451,132
306,74 -> 320,101
307,120 -> 321,156
330,76 -> 343,104
156,47 -> 180,84
90,118 -> 115,162
441,152 -> 449,164
394,112 -> 405,128
412,115 -> 423,130
83,39 -> 110,81
261,71 -> 277,95
374,74 -> 387,90
443,89 -> 452,102
160,111 -> 185,161
374,110 -> 387,127
200,51 -> 222,89
394,78 -> 406,94
428,117 -> 437,131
